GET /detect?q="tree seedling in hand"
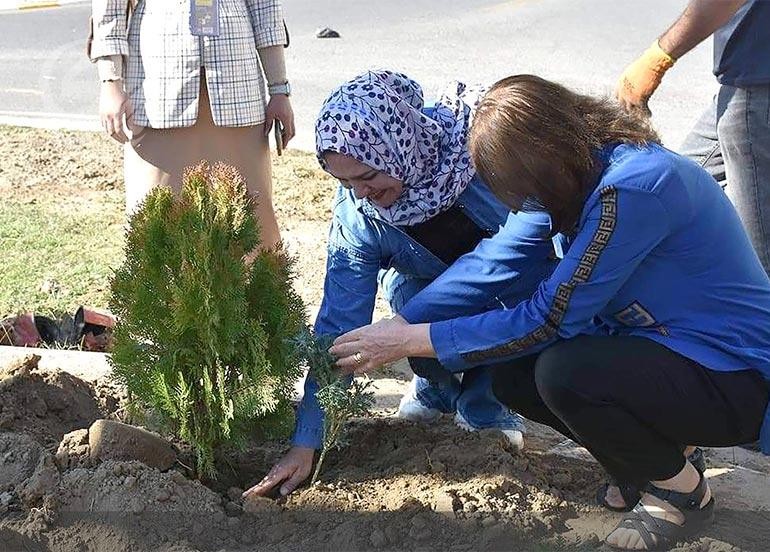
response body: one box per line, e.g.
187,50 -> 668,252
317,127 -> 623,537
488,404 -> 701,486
292,329 -> 375,486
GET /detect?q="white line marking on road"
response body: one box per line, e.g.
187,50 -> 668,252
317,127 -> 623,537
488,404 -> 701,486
2,88 -> 43,96
0,0 -> 85,12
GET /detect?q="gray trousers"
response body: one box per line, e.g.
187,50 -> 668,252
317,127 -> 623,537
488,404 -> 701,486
680,83 -> 770,274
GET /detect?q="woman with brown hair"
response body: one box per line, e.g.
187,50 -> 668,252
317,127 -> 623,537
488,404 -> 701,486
328,75 -> 770,550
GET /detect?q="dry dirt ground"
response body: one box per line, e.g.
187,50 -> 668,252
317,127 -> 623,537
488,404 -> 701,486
1,355 -> 770,552
2,128 -> 770,551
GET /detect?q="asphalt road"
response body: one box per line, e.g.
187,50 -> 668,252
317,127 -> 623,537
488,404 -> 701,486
0,0 -> 717,150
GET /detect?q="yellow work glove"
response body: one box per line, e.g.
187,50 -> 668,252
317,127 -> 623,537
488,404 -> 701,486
615,40 -> 676,117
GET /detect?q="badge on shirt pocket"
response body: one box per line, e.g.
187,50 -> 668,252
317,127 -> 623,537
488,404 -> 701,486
190,0 -> 220,37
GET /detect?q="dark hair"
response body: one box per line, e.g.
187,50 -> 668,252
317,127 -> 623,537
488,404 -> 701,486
470,75 -> 660,233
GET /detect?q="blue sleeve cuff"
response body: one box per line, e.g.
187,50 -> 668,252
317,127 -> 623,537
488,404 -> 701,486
291,425 -> 323,449
399,300 -> 429,324
291,375 -> 324,450
430,320 -> 469,372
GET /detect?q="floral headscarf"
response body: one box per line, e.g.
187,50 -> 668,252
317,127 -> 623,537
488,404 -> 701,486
315,70 -> 485,226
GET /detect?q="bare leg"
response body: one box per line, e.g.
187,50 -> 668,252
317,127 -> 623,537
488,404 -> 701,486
602,447 -> 698,510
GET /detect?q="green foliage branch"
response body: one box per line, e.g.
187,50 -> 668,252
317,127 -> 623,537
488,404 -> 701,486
292,330 -> 375,486
110,163 -> 306,477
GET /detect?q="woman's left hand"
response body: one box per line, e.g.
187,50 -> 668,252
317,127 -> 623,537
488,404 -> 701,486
330,316 -> 435,375
265,94 -> 296,145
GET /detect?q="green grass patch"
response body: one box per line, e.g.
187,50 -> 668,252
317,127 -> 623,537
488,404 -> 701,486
0,197 -> 124,317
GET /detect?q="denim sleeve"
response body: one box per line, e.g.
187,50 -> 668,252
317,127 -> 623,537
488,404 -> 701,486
292,211 -> 382,448
431,189 -> 671,371
399,210 -> 555,324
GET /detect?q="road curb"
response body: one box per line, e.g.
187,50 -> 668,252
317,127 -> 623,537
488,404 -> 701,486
0,0 -> 84,10
0,110 -> 100,132
0,111 -> 316,151
0,346 -> 110,383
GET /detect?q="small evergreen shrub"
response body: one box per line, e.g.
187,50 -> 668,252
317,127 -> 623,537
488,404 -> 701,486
292,330 -> 375,485
110,163 -> 306,477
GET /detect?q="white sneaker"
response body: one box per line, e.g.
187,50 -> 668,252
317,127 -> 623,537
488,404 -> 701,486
453,411 -> 475,432
501,428 -> 525,450
397,389 -> 442,423
454,412 -> 525,450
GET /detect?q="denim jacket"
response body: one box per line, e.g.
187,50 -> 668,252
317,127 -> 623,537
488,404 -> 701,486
292,177 -> 559,448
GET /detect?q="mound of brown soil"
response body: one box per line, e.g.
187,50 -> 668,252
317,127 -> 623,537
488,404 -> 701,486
0,355 -> 118,448
0,432 -> 45,491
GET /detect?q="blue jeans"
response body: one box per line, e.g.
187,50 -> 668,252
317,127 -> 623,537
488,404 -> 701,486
679,84 -> 770,273
380,268 -> 525,431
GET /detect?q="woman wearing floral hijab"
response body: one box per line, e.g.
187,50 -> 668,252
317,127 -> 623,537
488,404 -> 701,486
244,70 -> 558,497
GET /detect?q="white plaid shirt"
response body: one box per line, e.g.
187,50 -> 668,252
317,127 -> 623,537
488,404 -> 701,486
91,0 -> 288,128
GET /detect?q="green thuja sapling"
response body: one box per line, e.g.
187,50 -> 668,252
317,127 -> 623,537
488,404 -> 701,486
292,330 -> 375,485
109,162 -> 306,477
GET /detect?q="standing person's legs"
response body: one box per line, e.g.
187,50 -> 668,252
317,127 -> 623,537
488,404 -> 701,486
716,84 -> 770,274
217,122 -> 281,252
124,72 -> 210,216
676,92 -> 769,458
679,96 -> 725,184
124,75 -> 281,251
244,127 -> 282,252
124,125 -> 192,216
197,82 -> 281,252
